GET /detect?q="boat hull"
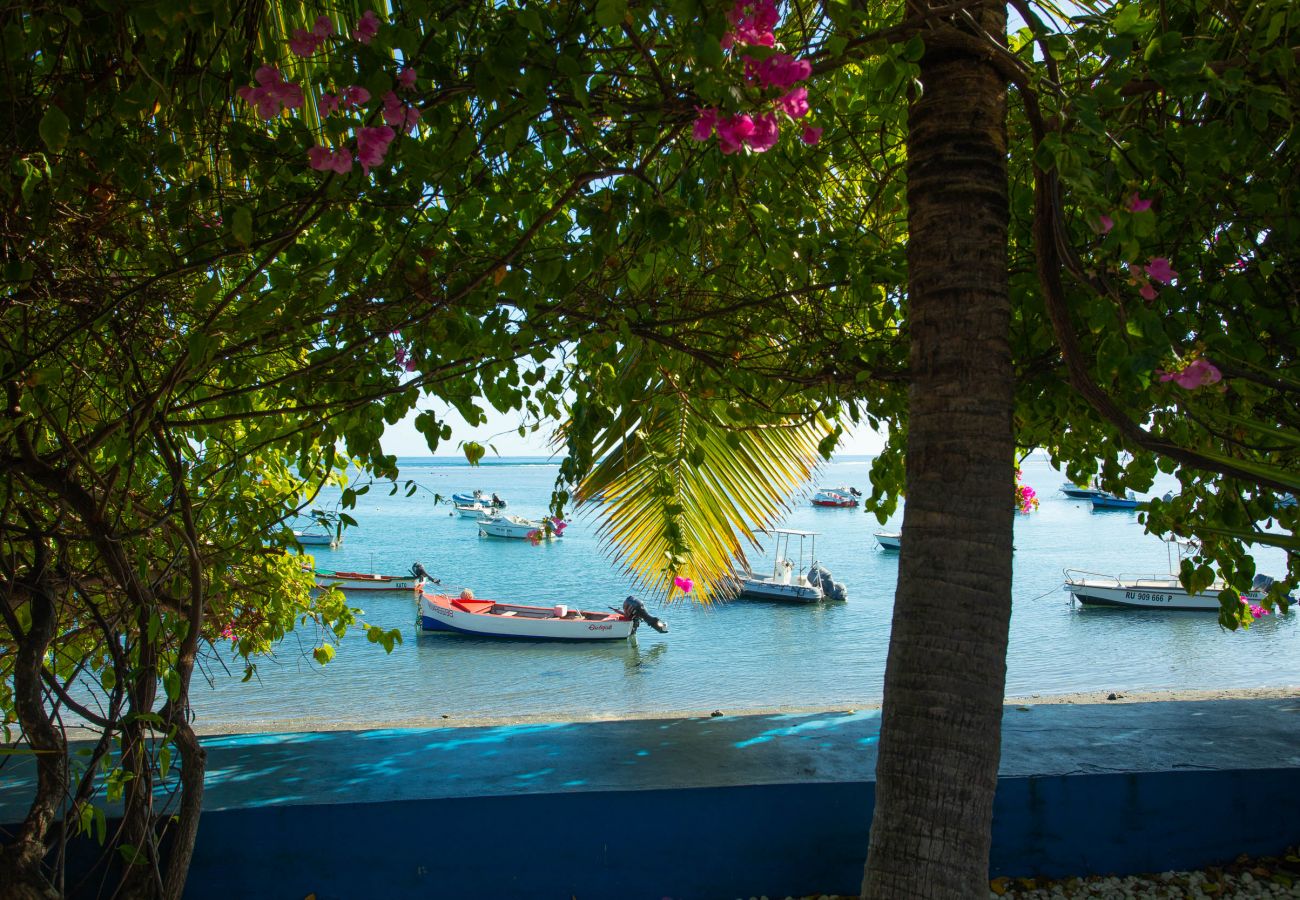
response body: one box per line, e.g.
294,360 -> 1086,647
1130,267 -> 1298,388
478,515 -> 557,539
1064,577 -> 1251,611
1091,496 -> 1139,510
1060,485 -> 1107,500
731,574 -> 823,603
874,531 -> 901,551
314,572 -> 424,591
418,594 -> 633,640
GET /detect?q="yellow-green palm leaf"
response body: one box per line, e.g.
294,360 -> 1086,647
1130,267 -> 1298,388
578,395 -> 834,605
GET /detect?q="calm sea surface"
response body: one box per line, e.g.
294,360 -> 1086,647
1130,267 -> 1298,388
193,454 -> 1299,730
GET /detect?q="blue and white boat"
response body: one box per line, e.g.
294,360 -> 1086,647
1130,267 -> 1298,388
1091,491 -> 1139,510
452,490 -> 507,508
1059,481 -> 1108,501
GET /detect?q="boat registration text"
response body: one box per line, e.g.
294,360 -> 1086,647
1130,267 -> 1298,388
1125,590 -> 1174,603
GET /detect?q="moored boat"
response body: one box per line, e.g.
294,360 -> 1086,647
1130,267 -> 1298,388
874,531 -> 901,551
478,514 -> 563,540
418,592 -> 667,640
811,486 -> 860,508
313,562 -> 431,592
1091,491 -> 1139,510
294,529 -> 338,548
453,490 -> 507,508
730,529 -> 846,603
1059,481 -> 1108,500
1063,570 -> 1276,611
455,502 -> 490,518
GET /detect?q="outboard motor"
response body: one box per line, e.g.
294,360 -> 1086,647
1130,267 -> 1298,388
623,596 -> 669,634
492,492 -> 506,508
849,486 -> 862,497
410,562 -> 438,585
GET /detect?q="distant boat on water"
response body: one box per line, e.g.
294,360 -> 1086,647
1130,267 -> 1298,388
812,486 -> 860,508
1059,481 -> 1108,500
453,490 -> 507,508
478,513 -> 563,540
874,531 -> 901,551
1091,491 -> 1139,510
294,529 -> 338,548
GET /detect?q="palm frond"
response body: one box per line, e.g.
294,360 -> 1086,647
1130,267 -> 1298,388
579,392 -> 834,605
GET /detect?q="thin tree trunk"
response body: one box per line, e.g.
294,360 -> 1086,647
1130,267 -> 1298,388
862,2 -> 1014,896
0,564 -> 65,900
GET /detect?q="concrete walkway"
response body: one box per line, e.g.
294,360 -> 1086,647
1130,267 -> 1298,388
5,697 -> 1299,819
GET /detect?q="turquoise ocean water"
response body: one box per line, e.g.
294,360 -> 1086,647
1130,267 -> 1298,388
195,454 -> 1299,731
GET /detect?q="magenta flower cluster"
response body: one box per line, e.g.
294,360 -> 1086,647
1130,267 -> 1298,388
1241,596 -> 1270,619
237,12 -> 421,178
673,576 -> 694,594
236,66 -> 304,119
1099,194 -> 1180,301
1157,357 -> 1223,390
691,1 -> 822,155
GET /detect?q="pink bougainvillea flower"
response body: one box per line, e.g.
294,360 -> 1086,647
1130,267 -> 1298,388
1128,193 -> 1153,212
318,92 -> 340,116
551,518 -> 568,534
745,111 -> 781,152
220,624 -> 235,640
341,85 -> 371,108
716,113 -> 756,154
353,9 -> 381,44
673,576 -> 694,593
754,53 -> 812,89
1139,282 -> 1158,301
289,28 -> 321,57
356,125 -> 396,173
398,66 -> 418,90
692,107 -> 718,142
779,86 -> 809,119
1098,214 -> 1114,233
311,15 -> 334,39
381,91 -> 421,132
1159,358 -> 1222,390
1145,257 -> 1178,284
722,0 -> 779,49
307,145 -> 353,174
799,125 -> 823,145
237,66 -> 303,119
526,529 -> 542,546
1250,604 -> 1269,619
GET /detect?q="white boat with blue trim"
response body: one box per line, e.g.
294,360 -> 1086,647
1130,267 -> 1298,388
419,592 -> 667,641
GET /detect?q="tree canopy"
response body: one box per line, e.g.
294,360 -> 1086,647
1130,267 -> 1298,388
1,0 -> 1296,896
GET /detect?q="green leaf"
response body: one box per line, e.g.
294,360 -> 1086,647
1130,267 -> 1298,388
595,0 -> 627,29
231,206 -> 253,247
313,643 -> 335,665
463,441 -> 486,465
39,106 -> 70,152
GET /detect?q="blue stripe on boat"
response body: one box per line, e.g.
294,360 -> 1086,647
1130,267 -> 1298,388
418,615 -> 628,641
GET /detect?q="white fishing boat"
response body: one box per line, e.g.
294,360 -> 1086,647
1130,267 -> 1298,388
478,513 -> 563,540
455,502 -> 490,518
313,562 -> 431,592
418,592 -> 667,641
874,531 -> 901,551
730,529 -> 846,603
1064,538 -> 1282,611
294,529 -> 338,548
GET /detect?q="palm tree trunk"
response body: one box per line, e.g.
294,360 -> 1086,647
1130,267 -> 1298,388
862,2 -> 1014,896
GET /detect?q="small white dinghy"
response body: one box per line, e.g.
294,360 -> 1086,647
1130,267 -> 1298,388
874,531 -> 901,551
419,592 -> 667,641
455,502 -> 490,518
313,562 -> 431,592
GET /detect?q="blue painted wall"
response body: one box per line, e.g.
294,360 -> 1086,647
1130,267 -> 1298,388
27,767 -> 1299,899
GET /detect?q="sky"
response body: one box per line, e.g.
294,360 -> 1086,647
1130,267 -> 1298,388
381,401 -> 888,459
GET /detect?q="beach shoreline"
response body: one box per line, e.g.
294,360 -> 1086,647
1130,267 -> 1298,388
47,684 -> 1295,741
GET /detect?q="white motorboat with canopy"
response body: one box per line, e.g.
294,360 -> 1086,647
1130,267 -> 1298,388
730,529 -> 847,603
